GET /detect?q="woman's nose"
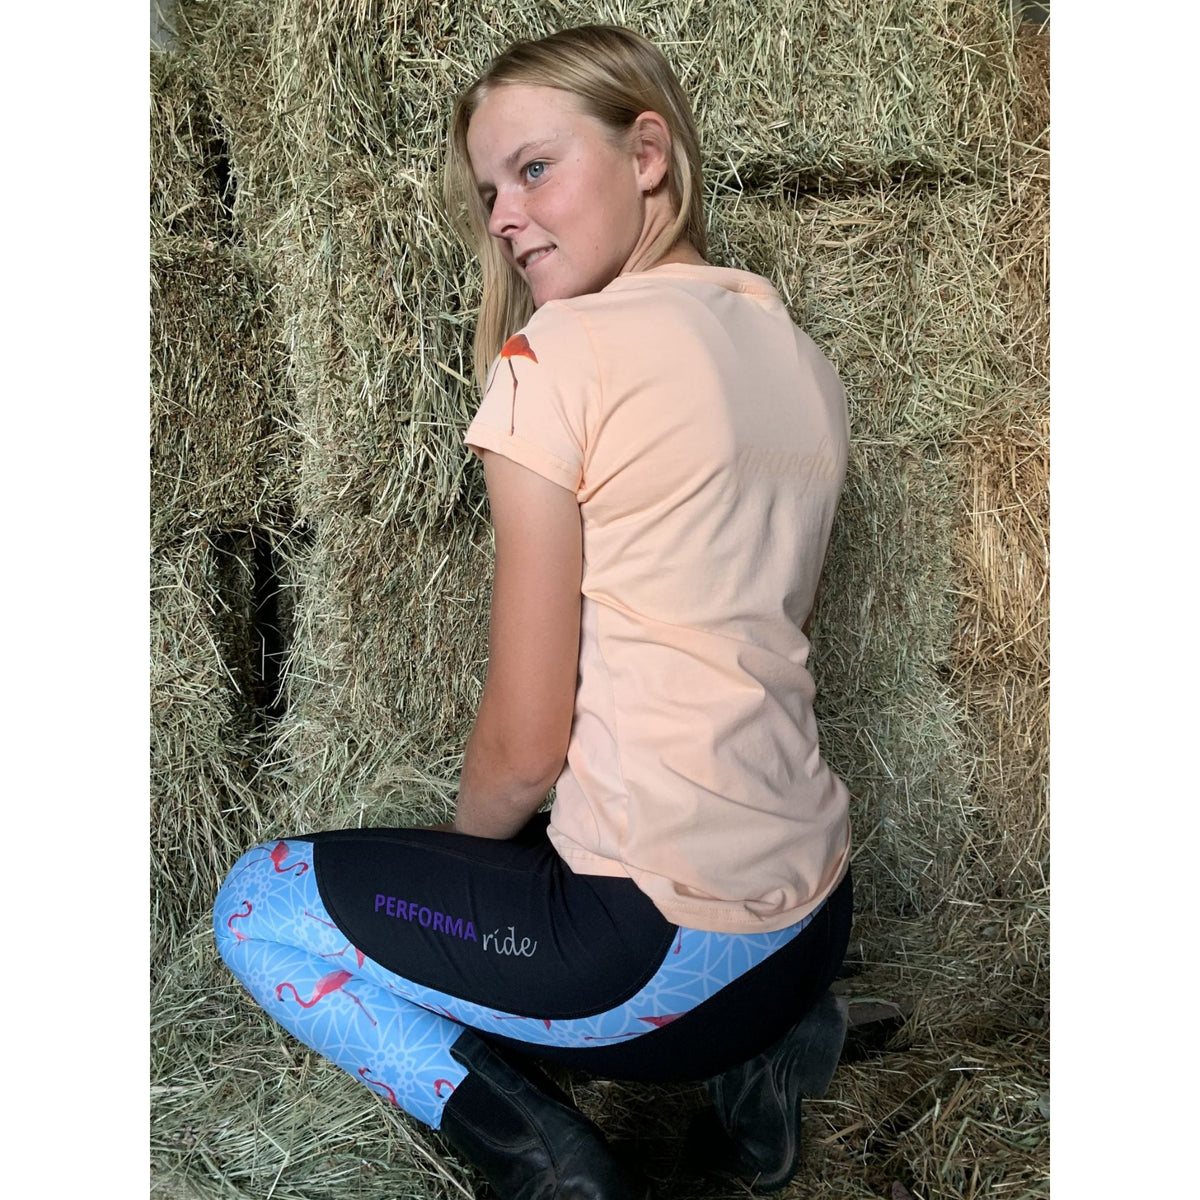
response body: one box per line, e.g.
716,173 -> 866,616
487,189 -> 525,240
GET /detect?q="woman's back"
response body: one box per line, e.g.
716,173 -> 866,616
465,260 -> 851,933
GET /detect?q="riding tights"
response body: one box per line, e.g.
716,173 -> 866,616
212,814 -> 852,1130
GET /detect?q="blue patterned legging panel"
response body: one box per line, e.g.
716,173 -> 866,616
213,838 -> 825,1129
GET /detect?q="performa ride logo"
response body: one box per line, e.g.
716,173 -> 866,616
373,894 -> 538,957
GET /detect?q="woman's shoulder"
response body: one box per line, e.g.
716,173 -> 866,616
502,263 -> 796,378
506,297 -> 597,360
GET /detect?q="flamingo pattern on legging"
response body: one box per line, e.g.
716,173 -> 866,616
214,838 -> 821,1130
305,909 -> 367,967
276,968 -> 378,1026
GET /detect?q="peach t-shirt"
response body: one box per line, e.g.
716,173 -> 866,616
464,261 -> 851,933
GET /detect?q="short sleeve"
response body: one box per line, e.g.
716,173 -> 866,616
464,302 -> 597,494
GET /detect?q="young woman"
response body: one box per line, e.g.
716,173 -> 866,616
214,24 -> 853,1200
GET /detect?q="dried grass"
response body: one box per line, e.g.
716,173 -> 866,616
694,176 -> 1039,443
179,0 -> 1020,213
265,511 -> 490,827
151,48 -> 234,241
150,533 -> 282,956
150,239 -> 298,545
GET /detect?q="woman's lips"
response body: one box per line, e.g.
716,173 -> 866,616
524,247 -> 555,270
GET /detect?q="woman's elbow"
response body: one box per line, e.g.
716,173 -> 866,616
498,738 -> 567,797
522,749 -> 568,797
466,720 -> 566,795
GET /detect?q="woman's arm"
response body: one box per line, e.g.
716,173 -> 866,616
452,450 -> 583,839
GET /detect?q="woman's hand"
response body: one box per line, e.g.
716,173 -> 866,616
453,450 -> 582,839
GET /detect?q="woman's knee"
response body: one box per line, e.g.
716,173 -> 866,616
213,844 -> 261,956
212,838 -> 317,954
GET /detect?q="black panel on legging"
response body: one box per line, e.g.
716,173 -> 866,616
483,867 -> 853,1082
304,814 -> 677,1020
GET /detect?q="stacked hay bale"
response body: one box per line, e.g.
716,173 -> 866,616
150,47 -> 297,955
151,4 -> 1049,1198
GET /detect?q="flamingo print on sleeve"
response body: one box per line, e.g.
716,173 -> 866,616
500,333 -> 538,436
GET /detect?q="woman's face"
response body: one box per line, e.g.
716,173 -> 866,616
467,84 -> 660,307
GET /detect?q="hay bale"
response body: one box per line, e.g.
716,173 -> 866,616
809,444 -> 968,933
943,421 -> 1048,1001
951,426 -> 1048,683
1013,20 -> 1050,155
181,0 -> 1020,203
268,512 -> 489,827
279,161 -> 487,531
150,239 -> 297,545
170,0 -> 295,245
151,532 -> 285,954
151,47 -> 233,241
707,178 -> 1042,442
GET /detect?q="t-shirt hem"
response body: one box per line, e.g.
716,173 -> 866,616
548,827 -> 851,935
464,421 -> 581,493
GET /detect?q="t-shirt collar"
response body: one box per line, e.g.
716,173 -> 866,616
604,260 -> 781,302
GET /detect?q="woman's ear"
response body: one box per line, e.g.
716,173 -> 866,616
630,111 -> 673,193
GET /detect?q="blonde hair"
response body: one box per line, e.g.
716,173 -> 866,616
443,24 -> 708,393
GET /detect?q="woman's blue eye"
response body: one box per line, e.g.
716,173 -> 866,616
524,161 -> 546,182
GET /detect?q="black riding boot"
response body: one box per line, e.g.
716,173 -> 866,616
439,1030 -> 654,1200
685,990 -> 848,1192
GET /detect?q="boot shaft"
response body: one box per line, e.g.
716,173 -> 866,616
439,1031 -> 653,1200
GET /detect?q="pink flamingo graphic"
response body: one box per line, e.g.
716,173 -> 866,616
226,901 -> 253,942
232,839 -> 308,880
413,999 -> 465,1024
583,1014 -> 685,1042
673,928 -> 684,955
500,333 -> 538,435
358,1067 -> 399,1107
638,1013 -> 684,1028
275,969 -> 377,1026
434,1078 -> 457,1097
305,911 -> 366,968
491,1013 -> 553,1031
268,840 -> 309,874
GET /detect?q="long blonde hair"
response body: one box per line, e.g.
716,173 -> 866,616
443,24 -> 708,393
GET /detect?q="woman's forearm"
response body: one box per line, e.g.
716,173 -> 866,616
452,720 -> 562,838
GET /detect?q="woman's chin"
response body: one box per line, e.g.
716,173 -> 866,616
529,280 -> 558,308
530,278 -> 596,307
